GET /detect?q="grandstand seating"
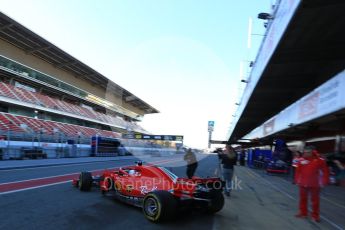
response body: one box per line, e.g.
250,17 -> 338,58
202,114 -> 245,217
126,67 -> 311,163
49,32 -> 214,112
0,112 -> 121,139
0,81 -> 146,133
0,113 -> 24,133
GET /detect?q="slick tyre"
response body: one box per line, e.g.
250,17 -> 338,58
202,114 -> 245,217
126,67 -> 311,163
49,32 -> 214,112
207,190 -> 224,214
78,172 -> 92,191
143,191 -> 177,222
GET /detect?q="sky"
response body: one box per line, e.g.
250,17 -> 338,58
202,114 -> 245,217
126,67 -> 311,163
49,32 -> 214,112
0,0 -> 272,148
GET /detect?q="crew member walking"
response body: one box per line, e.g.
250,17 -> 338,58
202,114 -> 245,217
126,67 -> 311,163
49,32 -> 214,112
220,144 -> 237,196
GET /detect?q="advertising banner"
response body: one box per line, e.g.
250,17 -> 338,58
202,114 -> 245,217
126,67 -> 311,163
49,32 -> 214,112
122,134 -> 184,141
244,70 -> 345,139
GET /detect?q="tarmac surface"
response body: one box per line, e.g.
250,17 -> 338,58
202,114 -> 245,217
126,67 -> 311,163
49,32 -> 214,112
0,154 -> 344,230
217,166 -> 345,230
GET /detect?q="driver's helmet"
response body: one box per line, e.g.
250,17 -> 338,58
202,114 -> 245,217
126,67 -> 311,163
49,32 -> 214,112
128,169 -> 136,175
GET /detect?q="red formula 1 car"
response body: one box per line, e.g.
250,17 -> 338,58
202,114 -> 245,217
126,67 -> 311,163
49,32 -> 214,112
72,161 -> 225,222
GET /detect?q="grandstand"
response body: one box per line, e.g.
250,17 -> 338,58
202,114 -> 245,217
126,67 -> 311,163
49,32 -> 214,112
0,12 -> 159,159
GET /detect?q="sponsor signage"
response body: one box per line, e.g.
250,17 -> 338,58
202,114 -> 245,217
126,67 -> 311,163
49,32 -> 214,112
122,134 -> 183,141
299,92 -> 319,119
15,81 -> 36,92
244,70 -> 345,140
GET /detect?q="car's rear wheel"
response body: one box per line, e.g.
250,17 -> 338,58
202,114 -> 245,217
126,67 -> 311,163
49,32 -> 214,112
207,190 -> 224,213
142,191 -> 176,222
78,172 -> 92,191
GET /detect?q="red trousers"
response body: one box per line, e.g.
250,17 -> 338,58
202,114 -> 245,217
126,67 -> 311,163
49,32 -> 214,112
299,186 -> 320,219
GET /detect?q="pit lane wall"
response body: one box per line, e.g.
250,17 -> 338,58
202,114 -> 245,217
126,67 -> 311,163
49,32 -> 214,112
228,0 -> 302,138
243,69 -> 345,140
0,140 -> 178,160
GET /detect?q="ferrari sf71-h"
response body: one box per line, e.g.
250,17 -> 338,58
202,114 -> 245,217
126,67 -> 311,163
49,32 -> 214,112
72,162 -> 225,222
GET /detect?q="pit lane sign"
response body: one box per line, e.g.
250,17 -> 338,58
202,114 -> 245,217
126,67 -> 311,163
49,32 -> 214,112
208,121 -> 215,132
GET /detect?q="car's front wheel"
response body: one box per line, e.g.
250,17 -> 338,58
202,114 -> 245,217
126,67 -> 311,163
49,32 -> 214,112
207,190 -> 224,213
142,191 -> 177,222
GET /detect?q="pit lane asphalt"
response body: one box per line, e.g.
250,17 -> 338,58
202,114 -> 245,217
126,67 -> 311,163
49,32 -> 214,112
1,155 -> 344,230
246,167 -> 345,229
0,154 -> 219,230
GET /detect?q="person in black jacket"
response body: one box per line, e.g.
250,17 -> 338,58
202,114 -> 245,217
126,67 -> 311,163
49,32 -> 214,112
184,148 -> 198,179
220,144 -> 237,196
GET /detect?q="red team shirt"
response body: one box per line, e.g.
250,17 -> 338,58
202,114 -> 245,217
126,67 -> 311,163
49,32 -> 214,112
295,151 -> 329,187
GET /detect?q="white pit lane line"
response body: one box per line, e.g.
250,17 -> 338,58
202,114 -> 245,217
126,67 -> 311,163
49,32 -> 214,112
0,158 -> 183,195
0,181 -> 71,195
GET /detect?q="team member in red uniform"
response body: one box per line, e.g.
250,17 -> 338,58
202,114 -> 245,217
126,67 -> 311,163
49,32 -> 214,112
295,146 -> 329,222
